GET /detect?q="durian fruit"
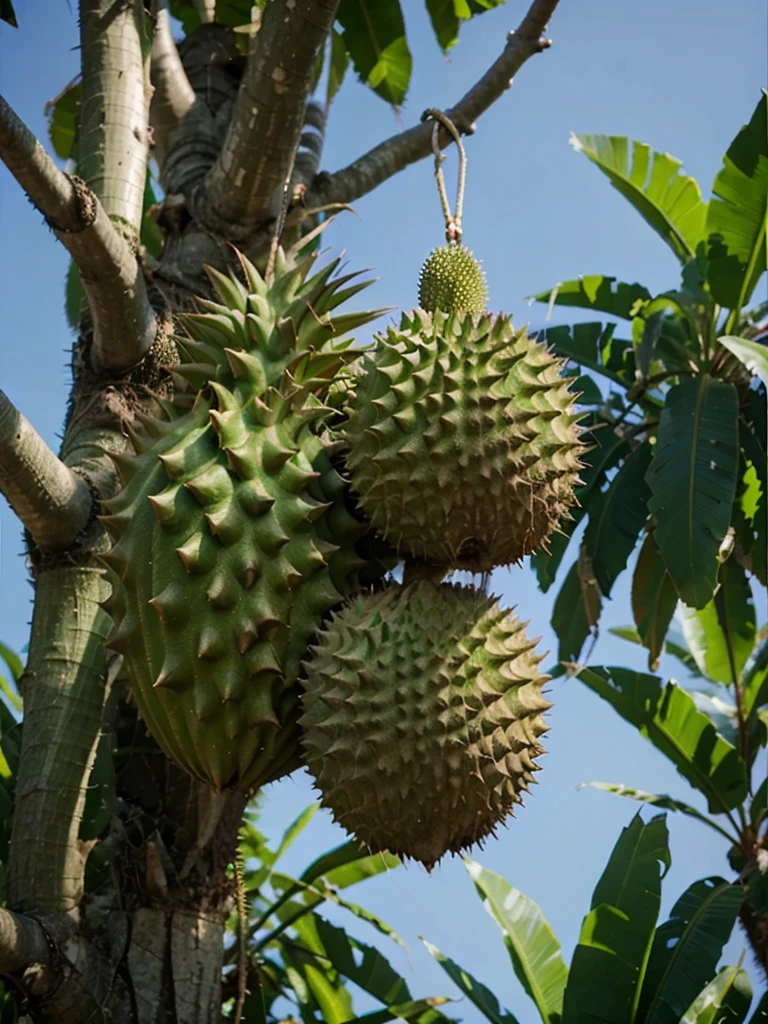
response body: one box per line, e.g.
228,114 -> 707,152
101,248 -> 391,793
418,243 -> 487,314
343,309 -> 586,572
299,581 -> 550,869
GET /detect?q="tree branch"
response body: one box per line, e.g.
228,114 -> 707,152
306,0 -> 561,211
0,907 -> 50,978
0,93 -> 158,372
149,7 -> 195,170
199,0 -> 339,236
79,0 -> 152,232
0,389 -> 93,551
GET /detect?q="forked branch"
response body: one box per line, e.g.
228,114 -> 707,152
0,389 -> 92,551
200,0 -> 340,235
0,94 -> 157,372
306,0 -> 561,211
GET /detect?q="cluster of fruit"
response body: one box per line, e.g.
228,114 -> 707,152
101,236 -> 585,867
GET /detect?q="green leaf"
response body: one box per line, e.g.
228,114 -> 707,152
530,277 -> 651,320
424,0 -> 505,53
531,425 -> 630,592
646,376 -> 740,608
570,134 -> 707,263
0,0 -> 18,27
608,624 -> 702,677
576,666 -> 749,813
45,80 -> 81,161
748,865 -> 768,915
577,783 -> 736,843
719,335 -> 768,388
642,878 -> 744,1024
267,870 -> 406,946
312,916 -> 454,1023
563,813 -> 669,1024
678,558 -> 756,683
584,441 -> 652,596
682,965 -> 752,1024
274,804 -> 319,863
537,322 -> 635,387
0,644 -> 21,685
341,1000 -> 454,1024
327,29 -> 349,104
631,533 -> 678,668
337,0 -> 412,105
465,859 -> 567,1024
689,692 -> 738,747
300,841 -> 399,889
744,636 -> 768,720
640,877 -> 744,1024
706,92 -> 768,323
423,941 -> 521,1024
551,554 -> 600,663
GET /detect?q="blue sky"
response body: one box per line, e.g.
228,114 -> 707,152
1,1 -> 767,1019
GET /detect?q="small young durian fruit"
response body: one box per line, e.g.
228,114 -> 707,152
418,242 -> 488,314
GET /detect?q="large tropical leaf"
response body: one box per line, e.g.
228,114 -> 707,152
638,877 -> 744,1023
337,0 -> 411,105
327,29 -> 349,104
678,558 -> 756,684
682,965 -> 752,1024
531,425 -> 630,592
577,784 -> 737,844
719,335 -> 768,388
748,991 -> 768,1022
423,941 -> 522,1024
646,376 -> 740,608
530,277 -> 651,320
631,534 -> 679,668
0,0 -> 17,27
608,624 -> 703,678
706,92 -> 768,324
570,134 -> 707,262
424,0 -> 505,53
536,322 -> 635,387
576,666 -> 749,813
584,441 -> 652,596
311,916 -> 453,1023
465,859 -> 567,1024
551,552 -> 600,664
45,79 -> 81,161
563,813 -> 669,1024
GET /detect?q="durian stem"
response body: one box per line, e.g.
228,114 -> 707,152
0,93 -> 157,372
0,389 -> 93,551
424,109 -> 466,244
7,567 -> 113,912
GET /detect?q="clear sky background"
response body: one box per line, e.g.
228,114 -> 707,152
1,2 -> 767,1020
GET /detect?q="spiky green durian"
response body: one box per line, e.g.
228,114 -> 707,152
343,309 -> 586,572
299,581 -> 550,869
418,243 -> 487,313
101,247 -> 392,793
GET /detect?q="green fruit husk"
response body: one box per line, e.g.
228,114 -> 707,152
300,581 -> 551,869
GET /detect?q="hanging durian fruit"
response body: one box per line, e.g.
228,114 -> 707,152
101,242 -> 391,793
343,111 -> 586,572
299,581 -> 551,869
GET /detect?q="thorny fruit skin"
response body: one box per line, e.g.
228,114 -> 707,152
344,309 -> 586,572
299,581 -> 551,869
418,244 -> 488,314
101,248 -> 390,792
